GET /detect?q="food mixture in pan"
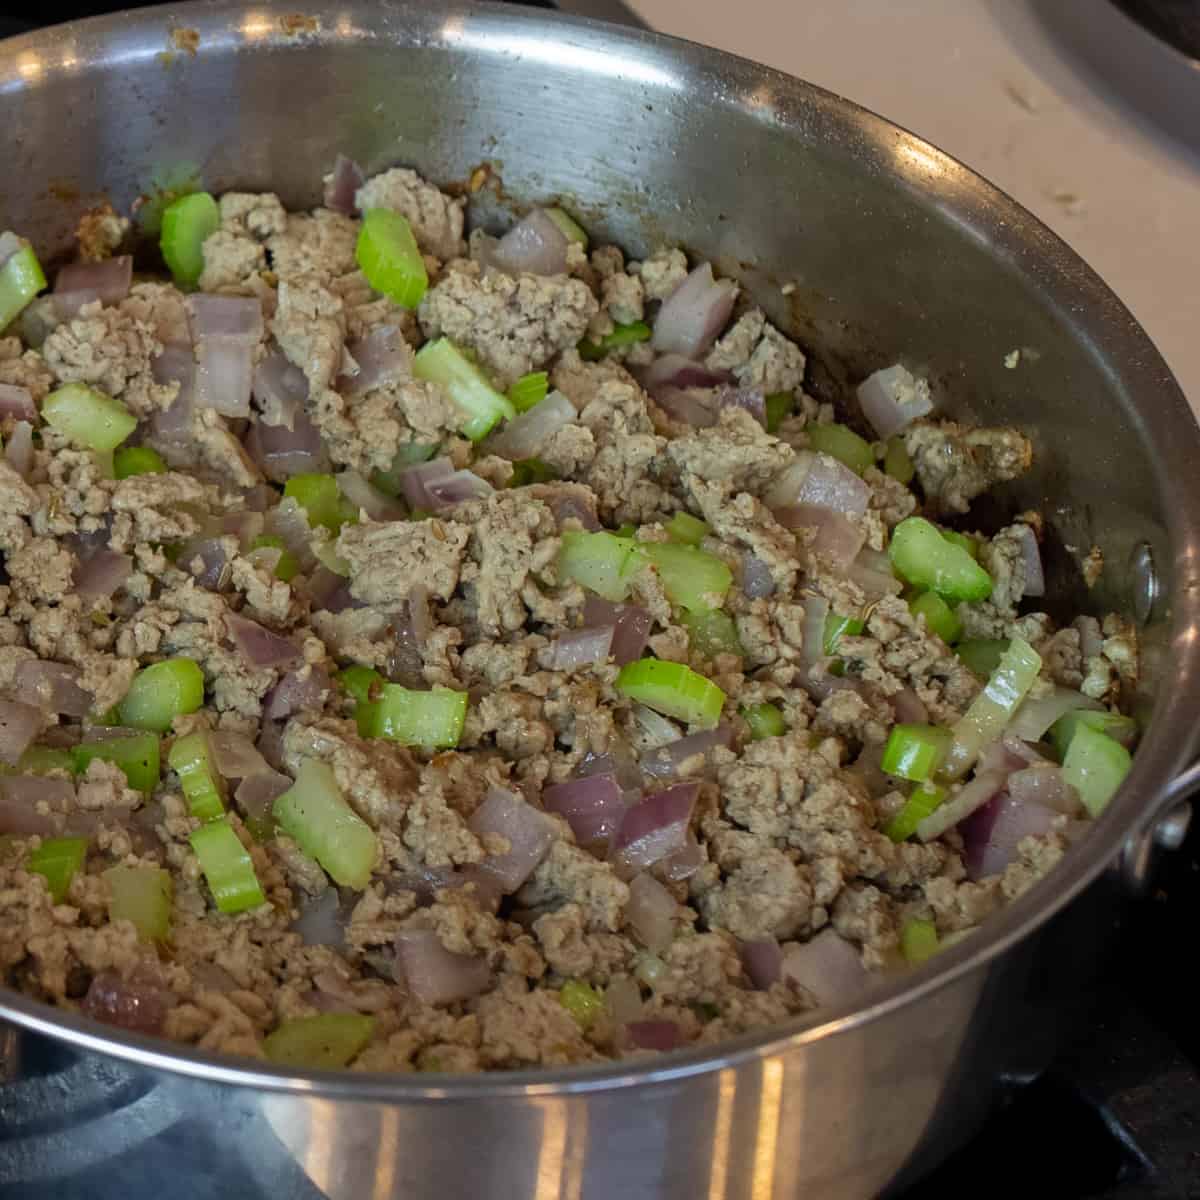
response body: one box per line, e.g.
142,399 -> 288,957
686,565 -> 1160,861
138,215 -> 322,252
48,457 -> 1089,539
0,160 -> 1138,1072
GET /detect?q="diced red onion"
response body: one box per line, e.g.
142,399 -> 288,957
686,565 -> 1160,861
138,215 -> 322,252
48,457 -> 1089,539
800,593 -> 830,670
490,209 -> 569,277
178,536 -> 232,592
1008,687 -> 1103,742
604,976 -> 643,1026
847,553 -> 904,599
715,385 -> 766,428
0,699 -> 43,765
397,457 -> 455,510
291,887 -> 346,948
0,383 -> 36,421
74,548 -> 133,600
209,730 -> 270,781
545,490 -> 601,532
916,769 -> 1010,842
14,660 -> 91,719
82,967 -> 168,1035
575,739 -> 643,792
262,667 -> 330,721
220,511 -> 265,548
771,451 -> 871,517
640,724 -> 733,780
252,348 -> 309,429
741,554 -> 775,599
195,338 -> 254,418
632,703 -> 682,749
487,390 -> 576,461
306,566 -> 357,614
235,768 -> 293,824
775,504 -> 866,570
549,624 -> 614,671
740,937 -> 783,990
543,771 -> 626,846
0,232 -> 23,268
466,787 -> 557,893
339,325 -> 409,398
1012,524 -> 1045,598
226,612 -> 301,669
150,345 -> 196,441
424,470 -> 495,510
255,721 -> 286,771
780,930 -> 869,1007
407,585 -> 432,645
323,154 -> 365,216
625,1018 -> 682,1052
856,364 -> 933,440
610,782 -> 698,878
189,961 -> 239,993
0,777 -> 66,835
889,687 -> 929,726
962,791 -> 1058,880
1075,617 -> 1103,662
986,736 -> 1045,773
651,263 -> 737,359
800,663 -> 864,704
386,608 -> 425,690
582,595 -> 651,666
388,864 -> 463,905
844,740 -> 892,798
626,872 -> 679,953
639,354 -> 733,394
4,419 -> 34,479
653,386 -> 719,428
53,255 -> 133,316
1006,764 -> 1080,815
394,929 -> 491,1005
655,832 -> 706,882
336,470 -> 404,522
265,498 -> 318,571
185,294 -> 264,344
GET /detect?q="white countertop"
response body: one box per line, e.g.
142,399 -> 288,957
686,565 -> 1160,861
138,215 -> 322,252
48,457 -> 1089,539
626,0 -> 1200,414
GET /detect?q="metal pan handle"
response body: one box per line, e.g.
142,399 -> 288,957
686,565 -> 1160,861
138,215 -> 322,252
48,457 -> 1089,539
1117,763 -> 1195,893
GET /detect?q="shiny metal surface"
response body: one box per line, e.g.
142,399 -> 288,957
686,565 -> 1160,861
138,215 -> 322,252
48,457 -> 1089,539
1,3 -> 1199,1196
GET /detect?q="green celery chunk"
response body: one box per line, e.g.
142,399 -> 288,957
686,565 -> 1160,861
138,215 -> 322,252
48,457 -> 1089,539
665,512 -> 710,546
413,337 -> 515,441
160,192 -> 219,289
508,458 -> 558,487
273,759 -> 379,889
1061,723 -> 1132,816
765,391 -> 793,434
900,918 -> 940,965
741,702 -> 786,740
18,746 -> 75,776
680,608 -> 742,659
940,529 -> 979,559
355,208 -> 428,308
889,517 -> 993,604
0,241 -> 47,330
941,636 -> 1042,780
616,658 -> 726,727
284,473 -> 358,533
806,422 -> 875,474
190,818 -> 265,913
264,1013 -> 375,1069
337,665 -> 385,738
368,685 -> 468,749
955,638 -> 1009,678
113,445 -> 167,479
371,442 -> 438,497
313,539 -> 350,577
42,383 -> 137,452
104,864 -> 172,941
168,730 -> 228,821
544,207 -> 589,248
72,732 -> 161,792
883,436 -> 914,484
884,783 -> 945,842
636,542 -> 732,612
881,724 -> 953,782
28,836 -> 88,903
249,534 -> 300,582
559,980 -> 605,1029
558,530 -> 642,602
1050,710 -> 1138,761
908,591 -> 962,644
118,657 -> 205,733
824,612 -> 864,655
579,320 -> 652,360
507,371 -> 550,413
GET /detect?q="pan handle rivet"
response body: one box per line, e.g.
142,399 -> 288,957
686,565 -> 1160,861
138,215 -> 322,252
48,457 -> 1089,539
1129,542 -> 1158,626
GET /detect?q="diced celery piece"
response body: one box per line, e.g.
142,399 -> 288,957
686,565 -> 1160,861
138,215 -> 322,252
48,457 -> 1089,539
765,391 -> 793,434
18,746 -> 74,776
824,612 -> 864,655
0,242 -> 47,330
544,207 -> 589,248
371,442 -> 438,497
579,320 -> 652,360
28,836 -> 88,903
313,539 -> 350,576
249,534 -> 300,582
168,730 -> 228,821
507,371 -> 550,413
42,383 -> 137,452
369,685 -> 468,749
559,980 -> 605,1029
636,542 -> 733,612
118,657 -> 205,733
113,446 -> 167,479
884,783 -> 945,842
941,637 -> 1042,781
558,530 -> 642,602
740,702 -> 786,740
1061,723 -> 1132,816
337,665 -> 384,705
805,422 -> 874,474
104,864 -> 172,941
908,591 -> 962,644
508,458 -> 558,487
284,473 -> 358,533
355,208 -> 428,308
160,192 -> 219,288
884,436 -> 914,484
72,732 -> 161,792
273,759 -> 379,889
665,512 -> 710,546
413,337 -> 515,441
900,918 -> 940,965
939,529 -> 979,559
881,724 -> 953,782
616,658 -> 726,727
189,817 -> 265,914
680,607 -> 742,659
955,638 -> 1009,678
889,517 -> 993,604
1050,710 -> 1138,761
263,1013 -> 375,1069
